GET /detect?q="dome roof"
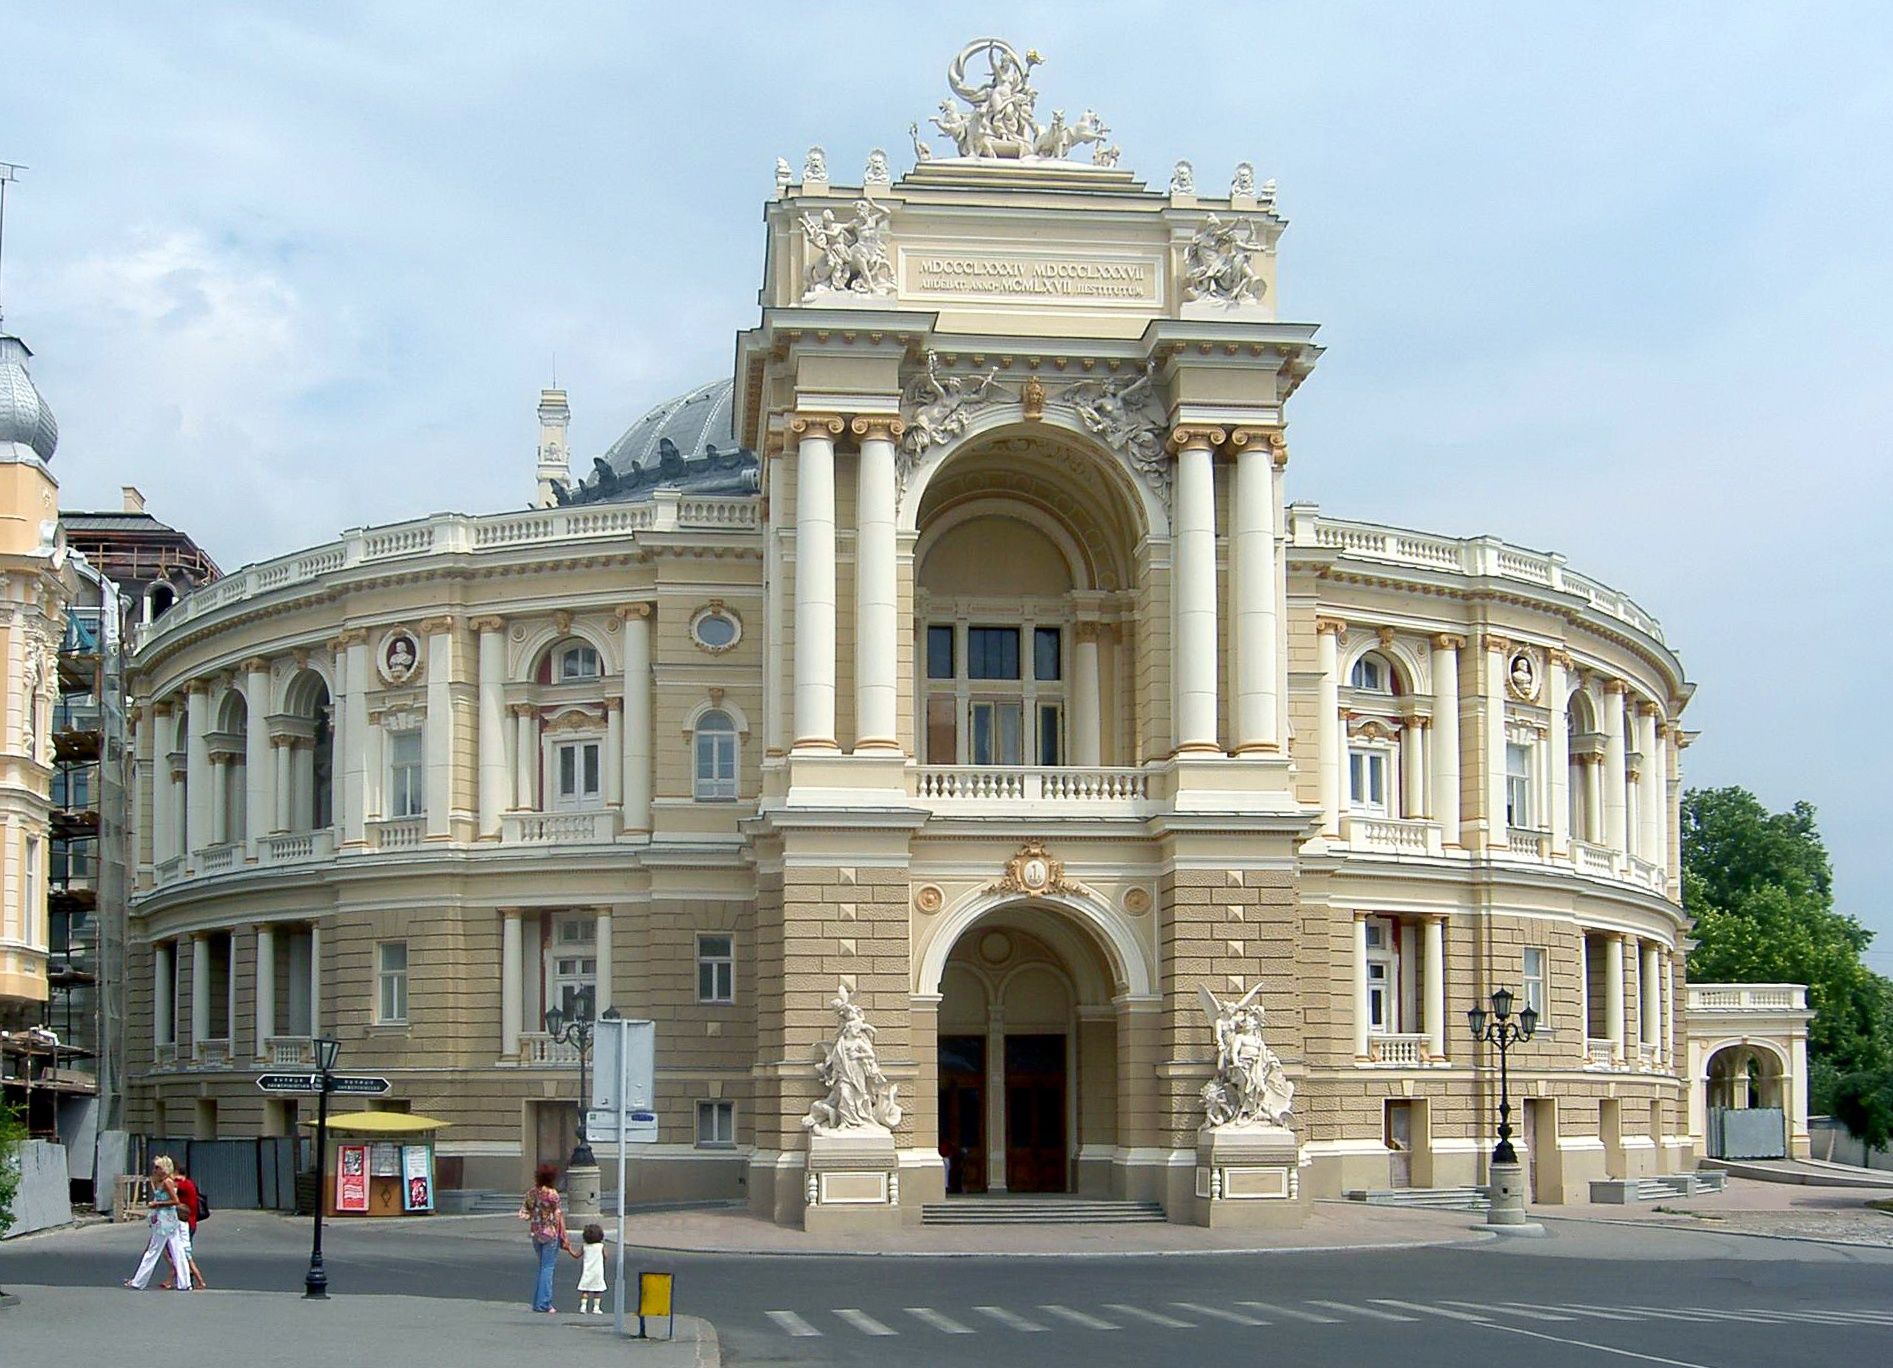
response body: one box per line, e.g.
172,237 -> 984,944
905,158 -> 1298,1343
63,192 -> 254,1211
560,377 -> 756,506
0,335 -> 58,466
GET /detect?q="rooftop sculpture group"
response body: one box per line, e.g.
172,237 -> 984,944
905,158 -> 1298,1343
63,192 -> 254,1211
922,38 -> 1114,164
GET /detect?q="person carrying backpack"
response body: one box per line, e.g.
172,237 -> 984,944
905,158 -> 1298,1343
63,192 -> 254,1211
161,1166 -> 209,1290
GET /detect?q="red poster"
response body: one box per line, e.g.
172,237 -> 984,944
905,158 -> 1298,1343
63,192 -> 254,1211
336,1144 -> 369,1213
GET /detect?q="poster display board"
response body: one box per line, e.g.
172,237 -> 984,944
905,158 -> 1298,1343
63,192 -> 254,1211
369,1142 -> 401,1177
336,1144 -> 370,1213
402,1144 -> 434,1211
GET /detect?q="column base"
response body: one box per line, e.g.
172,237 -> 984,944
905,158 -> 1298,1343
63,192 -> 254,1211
1485,1160 -> 1543,1232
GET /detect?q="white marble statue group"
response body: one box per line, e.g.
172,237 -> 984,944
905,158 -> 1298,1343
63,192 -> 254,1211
1197,984 -> 1295,1130
803,984 -> 903,1133
1182,215 -> 1268,307
800,198 -> 895,299
924,38 -> 1115,164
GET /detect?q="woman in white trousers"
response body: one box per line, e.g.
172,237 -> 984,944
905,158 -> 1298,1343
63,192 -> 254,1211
124,1156 -> 191,1291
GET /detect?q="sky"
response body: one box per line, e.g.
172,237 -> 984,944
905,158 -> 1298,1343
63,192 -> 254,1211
4,3 -> 1889,958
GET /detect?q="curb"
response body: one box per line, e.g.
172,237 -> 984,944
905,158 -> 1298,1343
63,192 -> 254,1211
1532,1210 -> 1893,1253
608,1228 -> 1500,1260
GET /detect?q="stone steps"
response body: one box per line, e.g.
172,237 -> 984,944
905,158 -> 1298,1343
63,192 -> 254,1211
922,1196 -> 1169,1225
1345,1186 -> 1492,1211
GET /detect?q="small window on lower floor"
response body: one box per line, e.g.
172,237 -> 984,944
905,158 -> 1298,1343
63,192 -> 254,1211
696,1099 -> 735,1148
377,940 -> 409,1023
697,934 -> 734,1003
1523,947 -> 1547,1021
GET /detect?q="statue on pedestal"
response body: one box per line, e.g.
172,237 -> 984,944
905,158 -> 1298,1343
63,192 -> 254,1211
1197,984 -> 1295,1129
803,984 -> 902,1133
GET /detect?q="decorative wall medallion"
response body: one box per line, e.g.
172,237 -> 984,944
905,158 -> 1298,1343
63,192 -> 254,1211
378,629 -> 422,684
987,839 -> 1086,897
1506,648 -> 1541,703
978,930 -> 1013,965
690,603 -> 743,654
1122,886 -> 1152,917
913,884 -> 945,915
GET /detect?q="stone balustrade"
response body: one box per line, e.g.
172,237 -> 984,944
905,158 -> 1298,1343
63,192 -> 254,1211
1687,984 -> 1807,1013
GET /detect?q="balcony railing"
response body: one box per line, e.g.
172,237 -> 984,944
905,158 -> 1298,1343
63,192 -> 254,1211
193,1039 -> 232,1068
500,810 -> 617,845
367,817 -> 426,851
197,843 -> 240,875
1584,1037 -> 1624,1068
1687,983 -> 1806,1013
914,765 -> 1152,813
1506,827 -> 1551,859
259,829 -> 336,866
267,1036 -> 314,1066
1365,1033 -> 1439,1067
1341,815 -> 1444,857
154,856 -> 186,887
516,1032 -> 580,1066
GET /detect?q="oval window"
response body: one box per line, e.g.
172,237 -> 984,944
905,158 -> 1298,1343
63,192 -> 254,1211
691,607 -> 741,653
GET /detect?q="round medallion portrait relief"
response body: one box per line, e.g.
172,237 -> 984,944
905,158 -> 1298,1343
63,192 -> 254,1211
1507,649 -> 1540,702
378,629 -> 422,684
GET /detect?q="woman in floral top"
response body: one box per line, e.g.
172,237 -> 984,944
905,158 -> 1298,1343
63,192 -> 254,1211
519,1162 -> 568,1313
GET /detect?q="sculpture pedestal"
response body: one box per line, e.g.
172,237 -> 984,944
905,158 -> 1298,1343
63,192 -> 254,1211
564,1164 -> 602,1221
1194,1125 -> 1306,1229
802,1127 -> 902,1235
1484,1159 -> 1543,1233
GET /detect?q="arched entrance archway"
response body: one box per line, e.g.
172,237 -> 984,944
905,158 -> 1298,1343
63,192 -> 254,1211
1703,1042 -> 1789,1160
932,901 -> 1122,1196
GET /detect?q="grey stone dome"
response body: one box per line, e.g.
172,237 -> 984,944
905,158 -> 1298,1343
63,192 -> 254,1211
557,377 -> 756,506
0,335 -> 58,466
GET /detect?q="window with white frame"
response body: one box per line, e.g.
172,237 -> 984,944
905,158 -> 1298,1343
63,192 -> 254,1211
549,915 -> 596,1019
697,934 -> 734,1003
388,729 -> 424,818
1505,741 -> 1534,828
553,739 -> 602,809
1365,918 -> 1397,1032
921,618 -> 1066,767
695,1099 -> 735,1147
1350,652 -> 1393,693
1522,947 -> 1547,1022
557,642 -> 601,682
693,710 -> 738,801
1348,747 -> 1391,814
376,940 -> 409,1023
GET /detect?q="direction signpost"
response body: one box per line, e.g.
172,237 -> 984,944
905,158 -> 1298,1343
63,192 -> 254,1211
591,1017 -> 657,1339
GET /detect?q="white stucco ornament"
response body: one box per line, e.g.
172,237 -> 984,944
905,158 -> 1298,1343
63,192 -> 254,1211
1060,360 -> 1169,507
922,38 -> 1110,162
799,198 -> 895,299
1182,215 -> 1267,307
1197,984 -> 1295,1129
898,350 -> 1003,480
802,983 -> 903,1133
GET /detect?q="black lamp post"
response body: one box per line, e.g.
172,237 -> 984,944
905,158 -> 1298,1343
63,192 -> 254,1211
544,990 -> 597,1168
305,1036 -> 340,1300
1467,987 -> 1537,1163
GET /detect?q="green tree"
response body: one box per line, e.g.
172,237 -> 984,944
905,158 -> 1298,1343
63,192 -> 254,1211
1682,787 -> 1893,1115
0,1100 -> 25,1238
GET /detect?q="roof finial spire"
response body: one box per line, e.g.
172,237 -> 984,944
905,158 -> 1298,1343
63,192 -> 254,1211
0,161 -> 26,330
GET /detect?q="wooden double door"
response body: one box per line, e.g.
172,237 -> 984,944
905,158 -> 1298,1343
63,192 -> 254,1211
938,1032 -> 1068,1193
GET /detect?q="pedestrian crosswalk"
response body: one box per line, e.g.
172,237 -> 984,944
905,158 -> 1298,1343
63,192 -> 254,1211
755,1297 -> 1893,1339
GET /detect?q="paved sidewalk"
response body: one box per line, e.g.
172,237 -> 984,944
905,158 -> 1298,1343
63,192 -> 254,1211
0,1283 -> 717,1367
440,1199 -> 1492,1256
1540,1176 -> 1893,1248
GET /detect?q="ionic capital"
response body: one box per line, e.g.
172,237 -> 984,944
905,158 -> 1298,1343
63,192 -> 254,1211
1604,678 -> 1628,696
1315,617 -> 1348,639
242,656 -> 271,675
418,615 -> 457,636
1165,424 -> 1227,453
849,415 -> 906,444
788,412 -> 847,437
1484,633 -> 1512,655
1226,425 -> 1288,467
1432,633 -> 1466,652
614,602 -> 654,622
604,696 -> 623,712
507,703 -> 537,720
329,628 -> 368,650
184,679 -> 210,696
1546,648 -> 1576,670
470,615 -> 506,634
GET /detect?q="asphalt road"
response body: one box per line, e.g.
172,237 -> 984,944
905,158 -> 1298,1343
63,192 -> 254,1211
6,1209 -> 1892,1368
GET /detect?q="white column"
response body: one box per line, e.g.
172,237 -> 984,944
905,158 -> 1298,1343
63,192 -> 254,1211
474,616 -> 507,837
791,415 -> 841,750
191,934 -> 211,1050
1072,624 -> 1102,766
1585,754 -> 1605,845
1484,638 -> 1510,849
1231,430 -> 1281,753
604,698 -> 623,807
1353,914 -> 1371,1059
254,924 -> 276,1058
244,659 -> 272,850
1430,635 -> 1462,846
1424,915 -> 1446,1062
620,605 -> 653,831
1171,429 -> 1221,753
1603,681 -> 1628,853
852,417 -> 900,752
423,618 -> 455,839
153,941 -> 174,1051
363,718 -> 385,822
1605,933 -> 1626,1062
1317,620 -> 1344,836
594,910 -> 613,1014
1578,934 -> 1591,1044
1660,949 -> 1674,1067
306,922 -> 323,1039
764,521 -> 787,756
337,632 -> 369,846
1400,718 -> 1425,818
208,756 -> 230,845
500,911 -> 523,1059
1547,652 -> 1570,855
271,737 -> 293,833
1637,703 -> 1663,865
511,705 -> 536,810
1640,941 -> 1660,1052
151,706 -> 175,863
185,685 -> 212,853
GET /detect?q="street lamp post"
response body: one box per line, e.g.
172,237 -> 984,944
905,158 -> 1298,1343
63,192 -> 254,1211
305,1036 -> 340,1299
544,990 -> 601,1215
1467,987 -> 1538,1228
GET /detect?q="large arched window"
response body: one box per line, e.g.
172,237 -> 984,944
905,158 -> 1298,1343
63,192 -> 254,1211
1350,652 -> 1395,694
693,710 -> 738,801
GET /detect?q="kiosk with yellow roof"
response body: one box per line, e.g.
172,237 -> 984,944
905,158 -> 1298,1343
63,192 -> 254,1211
303,1112 -> 450,1218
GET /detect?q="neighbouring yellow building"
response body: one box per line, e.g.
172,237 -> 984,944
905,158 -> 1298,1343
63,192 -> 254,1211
123,40 -> 1788,1228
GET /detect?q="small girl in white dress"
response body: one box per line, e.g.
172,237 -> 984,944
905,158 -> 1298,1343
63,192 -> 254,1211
573,1222 -> 608,1314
